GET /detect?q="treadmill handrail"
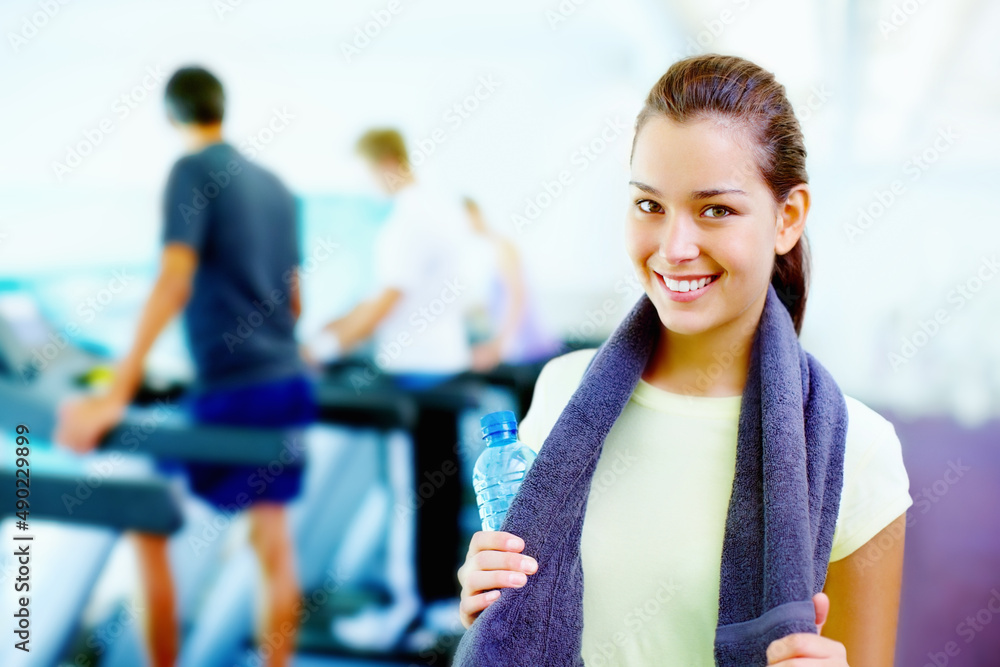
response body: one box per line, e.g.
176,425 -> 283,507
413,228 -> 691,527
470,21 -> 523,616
101,419 -> 307,468
0,471 -> 183,534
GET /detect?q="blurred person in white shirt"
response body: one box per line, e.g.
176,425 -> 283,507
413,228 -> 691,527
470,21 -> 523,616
308,129 -> 473,389
309,129 -> 477,651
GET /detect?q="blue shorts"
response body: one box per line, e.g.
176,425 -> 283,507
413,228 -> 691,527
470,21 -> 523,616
158,374 -> 317,510
390,372 -> 456,391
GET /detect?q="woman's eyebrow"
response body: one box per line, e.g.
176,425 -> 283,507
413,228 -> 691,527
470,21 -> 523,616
691,188 -> 748,200
628,182 -> 748,200
628,180 -> 662,196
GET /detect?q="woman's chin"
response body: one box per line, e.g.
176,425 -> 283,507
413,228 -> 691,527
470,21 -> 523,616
653,308 -> 715,336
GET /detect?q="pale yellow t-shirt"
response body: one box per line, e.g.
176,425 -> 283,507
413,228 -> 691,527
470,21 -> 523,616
517,349 -> 913,667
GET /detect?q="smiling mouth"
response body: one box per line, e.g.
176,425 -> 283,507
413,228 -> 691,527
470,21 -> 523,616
654,272 -> 721,293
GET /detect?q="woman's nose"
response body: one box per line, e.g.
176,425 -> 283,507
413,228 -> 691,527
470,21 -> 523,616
657,215 -> 700,265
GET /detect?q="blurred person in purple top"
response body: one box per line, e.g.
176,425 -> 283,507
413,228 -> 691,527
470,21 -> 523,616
463,197 -> 561,371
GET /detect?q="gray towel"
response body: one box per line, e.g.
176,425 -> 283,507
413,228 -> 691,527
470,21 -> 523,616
453,284 -> 848,666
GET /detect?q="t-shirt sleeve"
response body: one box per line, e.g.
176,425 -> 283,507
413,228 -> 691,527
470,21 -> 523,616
518,364 -> 552,455
162,157 -> 210,252
829,408 -> 913,562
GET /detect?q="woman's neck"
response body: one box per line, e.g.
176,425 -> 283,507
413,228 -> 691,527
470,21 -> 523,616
641,292 -> 766,398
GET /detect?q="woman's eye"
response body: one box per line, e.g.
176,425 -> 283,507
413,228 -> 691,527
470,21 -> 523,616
703,205 -> 732,219
637,199 -> 662,214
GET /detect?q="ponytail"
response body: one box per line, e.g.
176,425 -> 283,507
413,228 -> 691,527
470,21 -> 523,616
772,235 -> 809,336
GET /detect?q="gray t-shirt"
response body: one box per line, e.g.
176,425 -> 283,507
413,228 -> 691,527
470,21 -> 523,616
163,142 -> 304,391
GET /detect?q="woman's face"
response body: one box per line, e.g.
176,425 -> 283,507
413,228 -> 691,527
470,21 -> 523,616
626,115 -> 795,337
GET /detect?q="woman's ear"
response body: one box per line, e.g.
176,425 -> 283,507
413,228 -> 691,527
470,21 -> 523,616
775,184 -> 810,255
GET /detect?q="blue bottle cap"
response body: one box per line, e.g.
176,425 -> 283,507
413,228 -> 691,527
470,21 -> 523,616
480,410 -> 518,440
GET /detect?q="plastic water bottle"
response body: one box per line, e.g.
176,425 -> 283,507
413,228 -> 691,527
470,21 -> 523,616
473,410 -> 537,531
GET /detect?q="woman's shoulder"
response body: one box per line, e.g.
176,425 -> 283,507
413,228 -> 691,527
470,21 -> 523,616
538,347 -> 599,382
533,348 -> 600,408
519,353 -> 907,457
518,348 -> 598,453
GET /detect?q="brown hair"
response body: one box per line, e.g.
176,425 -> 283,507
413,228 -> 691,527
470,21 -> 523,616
356,128 -> 410,170
632,54 -> 811,335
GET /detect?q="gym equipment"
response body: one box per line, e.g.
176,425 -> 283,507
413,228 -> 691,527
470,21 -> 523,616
0,287 -> 541,665
0,291 -> 304,666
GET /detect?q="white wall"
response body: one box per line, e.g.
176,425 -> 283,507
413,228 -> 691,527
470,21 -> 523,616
0,0 -> 997,422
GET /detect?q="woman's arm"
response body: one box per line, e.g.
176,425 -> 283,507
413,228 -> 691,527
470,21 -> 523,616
471,237 -> 526,371
492,238 -> 526,352
821,512 -> 907,666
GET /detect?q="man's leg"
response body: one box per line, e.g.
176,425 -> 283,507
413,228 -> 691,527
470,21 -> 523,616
131,532 -> 178,667
248,502 -> 301,667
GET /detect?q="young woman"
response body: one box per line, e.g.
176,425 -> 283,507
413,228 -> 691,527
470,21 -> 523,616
457,55 -> 912,666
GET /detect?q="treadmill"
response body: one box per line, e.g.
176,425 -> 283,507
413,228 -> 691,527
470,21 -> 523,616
0,291 -> 304,667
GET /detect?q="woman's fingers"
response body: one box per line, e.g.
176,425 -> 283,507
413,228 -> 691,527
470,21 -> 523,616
459,590 -> 501,628
459,531 -> 536,628
473,548 -> 537,575
468,530 -> 525,556
458,559 -> 536,629
465,565 -> 530,596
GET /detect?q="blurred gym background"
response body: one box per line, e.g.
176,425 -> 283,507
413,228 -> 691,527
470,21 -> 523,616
0,0 -> 998,665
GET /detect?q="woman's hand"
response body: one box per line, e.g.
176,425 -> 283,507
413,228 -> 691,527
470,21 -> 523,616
457,530 -> 538,629
470,339 -> 504,372
766,592 -> 849,665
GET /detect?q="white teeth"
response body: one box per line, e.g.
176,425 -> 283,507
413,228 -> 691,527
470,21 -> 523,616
664,274 -> 716,293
